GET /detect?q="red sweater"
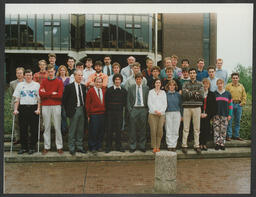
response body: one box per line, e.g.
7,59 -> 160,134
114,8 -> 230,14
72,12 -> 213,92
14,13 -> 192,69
86,87 -> 106,116
39,78 -> 63,106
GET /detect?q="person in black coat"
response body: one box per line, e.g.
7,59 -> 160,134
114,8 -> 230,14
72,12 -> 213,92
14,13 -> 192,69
62,70 -> 87,155
199,78 -> 217,150
105,74 -> 127,153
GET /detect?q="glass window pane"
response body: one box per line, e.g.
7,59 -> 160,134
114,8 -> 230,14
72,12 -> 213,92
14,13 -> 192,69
71,14 -> 77,49
118,15 -> 125,48
134,15 -> 141,49
10,14 -> 18,47
79,15 -> 85,49
102,14 -> 109,48
5,15 -> 11,47
19,14 -> 28,47
125,15 -> 133,48
27,14 -> 36,48
44,25 -> 51,49
141,16 -> 149,49
53,26 -> 60,50
92,14 -> 101,48
85,14 -> 93,48
109,15 -> 117,48
36,14 -> 44,49
60,14 -> 69,50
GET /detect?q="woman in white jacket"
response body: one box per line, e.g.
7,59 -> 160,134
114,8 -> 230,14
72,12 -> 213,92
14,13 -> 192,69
148,78 -> 167,153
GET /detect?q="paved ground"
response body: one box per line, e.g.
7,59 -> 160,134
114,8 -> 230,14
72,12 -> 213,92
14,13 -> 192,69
4,158 -> 251,194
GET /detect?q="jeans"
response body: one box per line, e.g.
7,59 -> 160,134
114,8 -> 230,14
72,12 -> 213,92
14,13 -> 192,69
227,103 -> 243,138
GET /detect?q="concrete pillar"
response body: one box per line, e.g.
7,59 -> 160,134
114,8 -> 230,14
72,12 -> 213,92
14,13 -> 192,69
154,151 -> 177,193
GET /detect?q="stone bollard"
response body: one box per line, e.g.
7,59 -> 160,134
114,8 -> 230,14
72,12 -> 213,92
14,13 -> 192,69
154,151 -> 177,193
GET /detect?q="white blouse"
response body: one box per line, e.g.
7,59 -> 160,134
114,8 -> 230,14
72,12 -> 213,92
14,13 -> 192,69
147,89 -> 167,115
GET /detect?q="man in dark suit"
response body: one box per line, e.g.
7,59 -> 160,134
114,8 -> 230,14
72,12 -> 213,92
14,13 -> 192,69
127,73 -> 149,153
62,69 -> 87,155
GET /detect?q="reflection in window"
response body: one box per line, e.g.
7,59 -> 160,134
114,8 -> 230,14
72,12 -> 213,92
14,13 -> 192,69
27,14 -> 36,48
109,15 -> 117,48
125,15 -> 133,49
102,14 -> 109,48
53,14 -> 61,50
118,15 -> 125,49
61,15 -> 69,50
141,16 -> 149,49
134,15 -> 141,49
92,15 -> 101,48
85,14 -> 93,48
19,14 -> 28,48
10,14 -> 18,47
5,15 -> 11,47
37,14 -> 44,49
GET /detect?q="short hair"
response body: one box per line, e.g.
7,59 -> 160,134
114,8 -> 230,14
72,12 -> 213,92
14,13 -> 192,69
76,62 -> 84,67
48,53 -> 56,58
171,54 -> 178,60
207,66 -> 216,71
153,78 -> 162,88
56,65 -> 69,77
231,72 -> 239,78
113,73 -> 123,83
163,57 -> 171,65
132,62 -> 141,68
151,66 -> 161,73
166,67 -> 174,73
127,56 -> 136,61
216,78 -> 224,84
182,67 -> 189,73
135,72 -> 143,79
189,67 -> 197,73
94,76 -> 103,82
181,59 -> 189,64
38,60 -> 47,65
216,58 -> 223,63
67,56 -> 76,62
47,64 -> 55,70
104,55 -> 112,59
94,60 -> 103,67
16,67 -> 25,73
146,58 -> 153,64
202,78 -> 211,89
197,58 -> 204,63
74,69 -> 83,76
112,62 -> 121,70
24,69 -> 33,74
165,80 -> 178,91
85,58 -> 92,63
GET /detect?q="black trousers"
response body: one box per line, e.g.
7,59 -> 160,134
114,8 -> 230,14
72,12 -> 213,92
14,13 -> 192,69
199,117 -> 212,145
106,110 -> 123,149
18,105 -> 39,150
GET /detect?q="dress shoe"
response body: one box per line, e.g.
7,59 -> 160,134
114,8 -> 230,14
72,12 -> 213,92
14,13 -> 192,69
42,149 -> 49,155
57,149 -> 64,154
220,145 -> 225,150
91,150 -> 97,154
194,148 -> 201,154
13,140 -> 20,145
69,150 -> 76,156
77,149 -> 87,154
168,148 -> 176,152
234,137 -> 243,141
18,149 -> 28,154
28,149 -> 35,155
129,149 -> 136,153
202,145 -> 208,151
215,145 -> 220,150
139,148 -> 146,153
118,147 -> 125,152
105,148 -> 111,153
182,147 -> 188,154
226,137 -> 231,141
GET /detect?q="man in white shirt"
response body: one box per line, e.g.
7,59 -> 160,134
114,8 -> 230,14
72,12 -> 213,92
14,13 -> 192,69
70,62 -> 86,84
103,55 -> 113,76
215,58 -> 228,86
83,58 -> 96,84
127,73 -> 149,153
13,69 -> 40,155
120,56 -> 136,80
207,66 -> 219,92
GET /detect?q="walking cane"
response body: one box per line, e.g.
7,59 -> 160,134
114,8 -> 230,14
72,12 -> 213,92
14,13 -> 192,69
10,114 -> 15,155
37,114 -> 40,153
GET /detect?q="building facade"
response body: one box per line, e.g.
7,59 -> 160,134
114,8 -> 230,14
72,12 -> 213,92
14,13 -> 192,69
5,13 -> 216,83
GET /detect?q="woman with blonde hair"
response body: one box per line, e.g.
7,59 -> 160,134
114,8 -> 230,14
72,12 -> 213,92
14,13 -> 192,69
57,65 -> 70,135
165,80 -> 182,152
200,78 -> 217,151
148,78 -> 167,153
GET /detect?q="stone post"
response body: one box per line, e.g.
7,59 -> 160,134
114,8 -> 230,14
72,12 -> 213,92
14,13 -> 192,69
154,151 -> 177,193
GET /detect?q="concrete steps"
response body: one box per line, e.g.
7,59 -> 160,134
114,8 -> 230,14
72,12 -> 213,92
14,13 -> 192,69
4,147 -> 251,163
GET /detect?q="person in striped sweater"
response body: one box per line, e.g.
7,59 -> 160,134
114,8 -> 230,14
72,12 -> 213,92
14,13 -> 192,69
213,78 -> 232,150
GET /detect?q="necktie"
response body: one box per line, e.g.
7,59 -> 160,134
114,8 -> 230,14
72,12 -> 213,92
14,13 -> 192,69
98,88 -> 102,103
107,66 -> 110,76
137,86 -> 141,106
78,84 -> 83,106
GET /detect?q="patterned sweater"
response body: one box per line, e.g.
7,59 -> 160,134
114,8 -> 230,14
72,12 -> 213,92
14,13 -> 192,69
215,90 -> 233,117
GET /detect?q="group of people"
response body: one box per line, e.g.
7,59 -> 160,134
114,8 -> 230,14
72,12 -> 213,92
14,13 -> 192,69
9,53 -> 247,155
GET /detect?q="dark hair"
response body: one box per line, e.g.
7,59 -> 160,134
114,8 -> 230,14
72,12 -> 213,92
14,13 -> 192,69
182,67 -> 189,73
151,66 -> 161,73
112,62 -> 121,70
197,58 -> 204,63
153,78 -> 161,88
85,58 -> 92,63
231,72 -> 239,78
94,60 -> 103,67
207,66 -> 216,71
189,67 -> 197,73
135,72 -> 143,79
76,62 -> 84,67
47,64 -> 55,70
113,73 -> 123,83
104,55 -> 112,59
132,62 -> 141,68
67,56 -> 76,62
181,59 -> 189,64
24,69 -> 33,74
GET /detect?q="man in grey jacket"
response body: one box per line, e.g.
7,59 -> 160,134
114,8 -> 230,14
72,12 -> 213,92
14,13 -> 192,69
182,67 -> 204,154
127,73 -> 149,153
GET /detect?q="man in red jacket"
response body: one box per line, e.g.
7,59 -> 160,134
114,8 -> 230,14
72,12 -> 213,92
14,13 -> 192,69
39,64 -> 64,155
86,77 -> 106,154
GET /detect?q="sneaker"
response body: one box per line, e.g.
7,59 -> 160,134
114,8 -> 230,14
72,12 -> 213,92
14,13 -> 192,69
182,147 -> 188,154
